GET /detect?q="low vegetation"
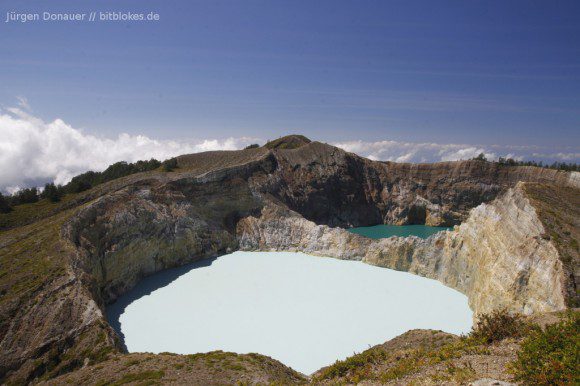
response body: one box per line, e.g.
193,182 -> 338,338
41,183 -> 63,203
1,158 -> 162,212
314,347 -> 389,381
471,152 -> 579,171
0,157 -> 168,218
264,134 -> 311,150
314,310 -> 579,385
106,370 -> 165,386
313,333 -> 488,384
45,351 -> 308,385
470,308 -> 527,344
161,157 -> 178,172
8,187 -> 40,206
63,158 -> 162,193
0,192 -> 11,213
0,193 -> 77,230
510,312 -> 579,385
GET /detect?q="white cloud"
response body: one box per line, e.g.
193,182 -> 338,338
333,140 -> 496,163
1,99 -> 577,192
531,152 -> 580,161
333,139 -> 580,165
0,106 -> 259,191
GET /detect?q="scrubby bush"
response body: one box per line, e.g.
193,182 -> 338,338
41,183 -> 63,203
0,192 -> 12,213
315,347 -> 388,381
65,170 -> 100,193
64,158 -> 161,193
161,157 -> 178,172
6,158 -> 164,210
471,153 -> 579,171
510,312 -> 579,385
471,153 -> 488,162
470,309 -> 526,344
244,143 -> 260,149
11,187 -> 39,205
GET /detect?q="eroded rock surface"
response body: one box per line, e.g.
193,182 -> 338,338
259,142 -> 579,227
238,182 -> 570,316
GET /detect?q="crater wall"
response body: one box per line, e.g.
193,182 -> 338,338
1,140 -> 578,383
237,183 -> 570,316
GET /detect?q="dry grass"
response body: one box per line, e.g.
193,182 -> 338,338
177,147 -> 269,174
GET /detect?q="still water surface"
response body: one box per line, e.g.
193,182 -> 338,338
348,224 -> 451,239
109,251 -> 472,374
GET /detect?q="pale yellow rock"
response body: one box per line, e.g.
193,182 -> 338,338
237,182 -> 568,316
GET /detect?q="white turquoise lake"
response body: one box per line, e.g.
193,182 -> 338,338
108,251 -> 472,374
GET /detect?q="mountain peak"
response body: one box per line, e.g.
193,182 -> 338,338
264,135 -> 311,150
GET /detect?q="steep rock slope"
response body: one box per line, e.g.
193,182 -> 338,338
238,182 -> 570,316
260,142 -> 579,226
0,157 -> 275,383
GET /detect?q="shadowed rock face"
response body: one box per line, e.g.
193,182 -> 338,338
260,141 -> 578,227
1,137 -> 578,384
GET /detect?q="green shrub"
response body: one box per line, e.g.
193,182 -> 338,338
244,143 -> 260,149
0,192 -> 12,213
161,157 -> 178,172
41,183 -> 63,203
314,347 -> 388,381
111,370 -> 165,385
64,158 -> 161,193
470,309 -> 526,344
11,187 -> 39,205
510,312 -> 579,385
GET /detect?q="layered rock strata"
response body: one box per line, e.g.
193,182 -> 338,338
238,182 -> 569,316
261,142 -> 579,227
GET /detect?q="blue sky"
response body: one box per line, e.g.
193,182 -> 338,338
0,1 -> 579,189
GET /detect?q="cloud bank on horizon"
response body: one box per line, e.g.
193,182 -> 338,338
0,103 -> 578,192
0,105 -> 258,193
333,141 -> 578,164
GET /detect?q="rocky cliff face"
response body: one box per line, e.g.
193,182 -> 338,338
0,158 -> 272,383
238,182 -> 570,316
1,138 -> 578,383
258,142 -> 579,227
64,152 -> 281,304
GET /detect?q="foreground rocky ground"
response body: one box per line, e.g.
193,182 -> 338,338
1,136 -> 578,384
311,311 -> 575,385
41,351 -> 307,385
38,311 -> 579,385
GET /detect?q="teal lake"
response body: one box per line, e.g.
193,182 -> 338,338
348,224 -> 451,239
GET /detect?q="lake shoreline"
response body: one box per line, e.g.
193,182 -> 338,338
110,251 -> 472,374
